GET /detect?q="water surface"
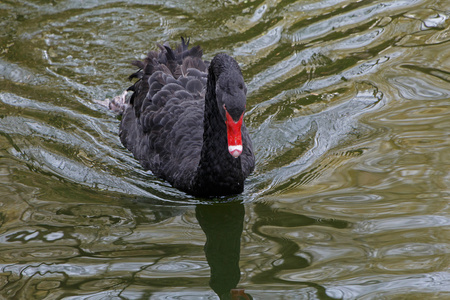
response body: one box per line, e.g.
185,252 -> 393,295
1,0 -> 449,299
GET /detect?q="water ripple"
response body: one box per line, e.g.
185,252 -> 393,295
354,215 -> 450,235
290,0 -> 424,43
325,272 -> 450,299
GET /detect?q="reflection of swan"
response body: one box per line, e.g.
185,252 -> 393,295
196,202 -> 252,300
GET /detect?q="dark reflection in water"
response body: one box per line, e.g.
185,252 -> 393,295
196,202 -> 251,300
196,201 -> 350,299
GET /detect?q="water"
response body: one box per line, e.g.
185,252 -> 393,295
1,0 -> 449,299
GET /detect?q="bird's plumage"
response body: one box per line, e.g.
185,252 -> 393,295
119,38 -> 254,196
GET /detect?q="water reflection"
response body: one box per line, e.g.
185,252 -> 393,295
196,202 -> 251,300
1,200 -> 254,299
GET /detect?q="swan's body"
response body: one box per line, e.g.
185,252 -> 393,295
118,39 -> 254,196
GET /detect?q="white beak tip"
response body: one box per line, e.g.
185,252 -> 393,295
228,145 -> 243,158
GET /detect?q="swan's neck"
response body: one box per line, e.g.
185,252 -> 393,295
193,76 -> 244,196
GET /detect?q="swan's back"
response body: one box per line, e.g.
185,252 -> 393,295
120,39 -> 209,187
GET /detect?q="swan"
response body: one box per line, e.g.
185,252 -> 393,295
113,38 -> 254,197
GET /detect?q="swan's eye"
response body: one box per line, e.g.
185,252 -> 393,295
238,83 -> 244,90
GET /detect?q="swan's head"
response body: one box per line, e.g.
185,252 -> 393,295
211,54 -> 247,158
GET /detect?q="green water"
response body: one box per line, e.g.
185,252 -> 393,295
0,0 -> 449,299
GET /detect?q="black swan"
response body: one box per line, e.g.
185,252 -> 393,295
114,38 -> 255,197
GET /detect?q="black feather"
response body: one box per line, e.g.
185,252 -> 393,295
119,39 -> 255,196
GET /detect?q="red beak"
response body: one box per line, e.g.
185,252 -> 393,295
225,109 -> 244,158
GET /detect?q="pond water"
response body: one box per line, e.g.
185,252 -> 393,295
1,0 -> 449,299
